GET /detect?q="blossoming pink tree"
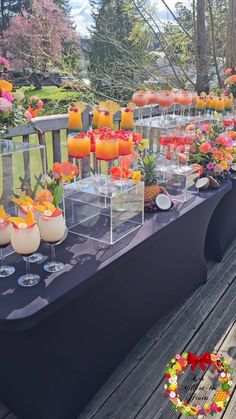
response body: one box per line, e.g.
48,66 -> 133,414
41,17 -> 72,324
3,0 -> 79,88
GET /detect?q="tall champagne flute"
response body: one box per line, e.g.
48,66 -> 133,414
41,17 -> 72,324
171,90 -> 178,120
180,91 -> 192,121
175,90 -> 184,121
148,90 -> 158,126
191,92 -> 198,116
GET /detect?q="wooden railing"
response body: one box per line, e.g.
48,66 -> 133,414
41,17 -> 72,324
2,104 -> 194,195
5,105 -> 164,165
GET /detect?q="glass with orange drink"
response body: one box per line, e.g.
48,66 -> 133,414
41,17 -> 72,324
68,133 -> 91,159
120,107 -> 135,130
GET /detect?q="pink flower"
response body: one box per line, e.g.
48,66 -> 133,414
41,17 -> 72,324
37,99 -> 44,109
0,57 -> 10,69
29,95 -> 40,103
24,110 -> 33,121
213,164 -> 223,174
0,97 -> 12,112
2,91 -> 14,102
199,142 -> 212,153
201,124 -> 211,132
225,68 -> 232,76
207,163 -> 214,170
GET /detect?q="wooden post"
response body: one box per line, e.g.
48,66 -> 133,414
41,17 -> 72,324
22,134 -> 30,186
1,139 -> 14,207
52,130 -> 62,163
37,130 -> 48,173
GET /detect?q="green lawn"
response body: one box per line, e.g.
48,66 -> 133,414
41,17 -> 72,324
0,131 -> 68,196
19,86 -> 79,102
18,86 -> 94,115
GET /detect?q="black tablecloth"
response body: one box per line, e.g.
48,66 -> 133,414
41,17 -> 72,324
205,175 -> 236,262
0,182 -> 231,419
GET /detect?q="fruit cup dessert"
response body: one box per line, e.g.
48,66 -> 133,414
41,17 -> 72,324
9,211 -> 41,287
0,205 -> 15,278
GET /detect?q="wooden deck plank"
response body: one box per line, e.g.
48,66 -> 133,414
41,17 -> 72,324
223,385 -> 236,418
80,336 -> 156,418
147,238 -> 236,341
135,278 -> 236,419
80,247 -> 236,419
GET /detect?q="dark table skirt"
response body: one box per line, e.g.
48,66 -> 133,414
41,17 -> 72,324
205,176 -> 236,262
0,184 -> 230,419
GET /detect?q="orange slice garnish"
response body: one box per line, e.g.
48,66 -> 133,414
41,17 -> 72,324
25,210 -> 35,226
25,196 -> 34,204
99,101 -> 120,115
8,216 -> 26,225
43,201 -> 56,212
34,204 -> 47,212
0,205 -> 7,221
12,197 -> 24,206
74,102 -> 87,112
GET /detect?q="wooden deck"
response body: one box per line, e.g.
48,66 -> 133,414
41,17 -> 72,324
1,240 -> 236,419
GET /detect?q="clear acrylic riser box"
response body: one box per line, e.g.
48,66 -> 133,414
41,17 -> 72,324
135,116 -> 219,152
63,175 -> 144,245
0,139 -> 46,213
157,166 -> 200,203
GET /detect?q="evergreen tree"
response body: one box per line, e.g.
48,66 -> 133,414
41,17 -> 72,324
0,1 -> 30,33
54,0 -> 71,14
89,0 -> 148,102
0,0 -> 70,33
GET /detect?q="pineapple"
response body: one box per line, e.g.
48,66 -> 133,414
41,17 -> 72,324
139,154 -> 161,202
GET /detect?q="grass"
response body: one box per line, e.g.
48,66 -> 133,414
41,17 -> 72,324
18,85 -> 94,116
19,86 -> 79,102
0,131 -> 68,197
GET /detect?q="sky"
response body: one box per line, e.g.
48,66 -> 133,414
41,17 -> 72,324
69,0 -> 188,36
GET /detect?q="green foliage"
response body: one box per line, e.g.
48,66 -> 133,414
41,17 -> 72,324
0,1 -> 30,32
89,0 -> 150,102
54,0 -> 71,14
139,154 -> 159,186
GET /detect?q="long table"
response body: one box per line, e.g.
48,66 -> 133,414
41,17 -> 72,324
0,182 -> 231,419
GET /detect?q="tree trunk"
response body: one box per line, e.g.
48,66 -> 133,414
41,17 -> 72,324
31,72 -> 42,90
195,0 -> 209,94
226,0 -> 236,68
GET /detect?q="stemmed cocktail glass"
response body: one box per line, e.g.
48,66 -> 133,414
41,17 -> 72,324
68,133 -> 91,180
38,204 -> 66,273
157,91 -> 175,125
132,91 -> 149,124
0,206 -> 15,278
9,211 -> 41,287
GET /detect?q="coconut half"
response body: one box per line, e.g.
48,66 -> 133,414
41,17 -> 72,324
195,177 -> 210,191
207,175 -> 220,189
155,194 -> 172,211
